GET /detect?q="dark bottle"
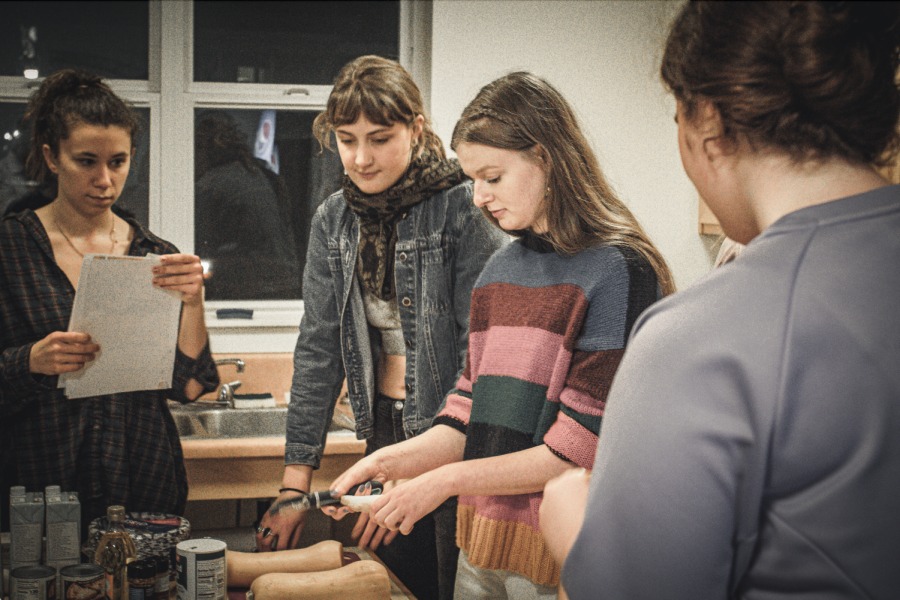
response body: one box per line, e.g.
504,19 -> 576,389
94,506 -> 137,600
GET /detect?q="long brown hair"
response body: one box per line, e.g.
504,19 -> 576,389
24,69 -> 140,184
661,1 -> 900,166
313,55 -> 445,159
451,72 -> 675,296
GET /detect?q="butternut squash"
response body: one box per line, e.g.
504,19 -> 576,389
247,560 -> 391,600
226,540 -> 344,588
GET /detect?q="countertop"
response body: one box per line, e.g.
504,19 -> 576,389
180,429 -> 365,459
180,431 -> 366,501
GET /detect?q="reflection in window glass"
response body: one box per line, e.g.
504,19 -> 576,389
0,1 -> 149,80
194,109 -> 343,301
193,1 -> 399,84
0,102 -> 150,225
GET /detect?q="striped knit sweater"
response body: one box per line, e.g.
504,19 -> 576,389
433,234 -> 661,586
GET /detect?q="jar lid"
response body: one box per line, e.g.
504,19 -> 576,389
107,505 -> 125,520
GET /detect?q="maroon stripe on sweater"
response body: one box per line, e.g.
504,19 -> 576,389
565,348 -> 625,406
469,282 -> 589,346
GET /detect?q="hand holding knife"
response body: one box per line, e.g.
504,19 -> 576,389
268,481 -> 384,515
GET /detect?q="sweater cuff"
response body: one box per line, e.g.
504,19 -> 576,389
433,415 -> 467,436
170,341 -> 219,403
543,411 -> 599,470
2,343 -> 56,393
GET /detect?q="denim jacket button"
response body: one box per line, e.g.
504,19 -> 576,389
401,297 -> 412,307
393,400 -> 404,411
398,252 -> 407,262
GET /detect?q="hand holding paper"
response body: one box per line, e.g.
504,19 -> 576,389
152,253 -> 206,306
29,331 -> 99,376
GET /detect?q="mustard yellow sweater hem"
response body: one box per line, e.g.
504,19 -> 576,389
456,503 -> 561,587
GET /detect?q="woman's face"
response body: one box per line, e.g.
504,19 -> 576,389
456,142 -> 548,233
335,115 -> 423,195
43,122 -> 132,216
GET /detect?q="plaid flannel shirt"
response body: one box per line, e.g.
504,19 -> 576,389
0,207 -> 219,526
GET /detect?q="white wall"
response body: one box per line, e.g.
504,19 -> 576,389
430,0 -> 718,290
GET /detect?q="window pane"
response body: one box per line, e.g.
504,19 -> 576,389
193,1 -> 399,84
194,109 -> 343,301
0,1 -> 149,80
0,102 -> 150,226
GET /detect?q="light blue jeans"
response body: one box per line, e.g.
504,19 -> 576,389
454,550 -> 560,600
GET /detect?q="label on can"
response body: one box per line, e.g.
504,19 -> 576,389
11,565 -> 58,600
175,539 -> 227,600
60,564 -> 106,600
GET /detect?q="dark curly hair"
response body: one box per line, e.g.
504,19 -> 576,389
661,1 -> 900,166
24,69 -> 140,183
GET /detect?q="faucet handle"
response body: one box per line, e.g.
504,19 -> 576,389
215,358 -> 245,373
218,380 -> 243,407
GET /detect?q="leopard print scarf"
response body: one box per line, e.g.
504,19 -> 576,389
343,149 -> 465,300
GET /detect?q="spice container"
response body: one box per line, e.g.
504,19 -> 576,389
127,559 -> 157,600
10,565 -> 57,600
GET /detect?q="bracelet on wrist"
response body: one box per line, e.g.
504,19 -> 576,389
278,487 -> 307,495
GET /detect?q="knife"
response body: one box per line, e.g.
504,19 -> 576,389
268,481 -> 384,515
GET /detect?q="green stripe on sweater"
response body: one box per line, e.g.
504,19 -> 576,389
560,403 -> 603,434
470,375 -> 548,434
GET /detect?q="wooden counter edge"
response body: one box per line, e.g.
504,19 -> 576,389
181,431 -> 365,460
346,546 -> 417,600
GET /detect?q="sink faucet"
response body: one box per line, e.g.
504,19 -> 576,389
213,358 -> 245,408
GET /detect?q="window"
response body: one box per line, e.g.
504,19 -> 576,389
193,1 -> 399,85
0,0 -> 425,352
193,108 -> 342,301
0,1 -> 149,80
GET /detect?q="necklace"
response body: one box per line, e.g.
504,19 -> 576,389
54,213 -> 117,258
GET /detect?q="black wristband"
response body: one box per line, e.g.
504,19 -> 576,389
278,487 -> 306,495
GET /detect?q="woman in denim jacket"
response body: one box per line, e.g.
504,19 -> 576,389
256,56 -> 507,600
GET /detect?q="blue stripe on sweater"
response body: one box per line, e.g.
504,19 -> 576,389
476,241 -> 631,351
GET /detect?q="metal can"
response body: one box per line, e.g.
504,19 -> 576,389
11,565 -> 57,600
175,539 -> 227,600
60,564 -> 106,600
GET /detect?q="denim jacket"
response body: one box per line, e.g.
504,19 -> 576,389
285,181 -> 508,468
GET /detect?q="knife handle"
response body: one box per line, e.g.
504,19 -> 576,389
313,481 -> 384,507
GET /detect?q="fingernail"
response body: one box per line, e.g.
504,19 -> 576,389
365,482 -> 371,490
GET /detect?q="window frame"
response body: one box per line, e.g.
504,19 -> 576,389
1,0 -> 428,353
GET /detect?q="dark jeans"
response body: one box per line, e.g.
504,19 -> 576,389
367,392 -> 459,600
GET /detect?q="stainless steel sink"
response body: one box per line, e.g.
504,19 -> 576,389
169,403 -> 351,439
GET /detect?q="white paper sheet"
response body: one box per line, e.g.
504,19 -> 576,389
58,253 -> 182,399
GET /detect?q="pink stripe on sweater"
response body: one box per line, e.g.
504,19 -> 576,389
543,411 -> 599,470
459,491 -> 544,531
468,327 -> 571,392
438,393 -> 472,425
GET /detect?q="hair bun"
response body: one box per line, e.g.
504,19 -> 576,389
823,1 -> 900,47
40,70 -> 105,108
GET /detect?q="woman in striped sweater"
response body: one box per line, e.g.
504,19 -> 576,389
329,72 -> 674,599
